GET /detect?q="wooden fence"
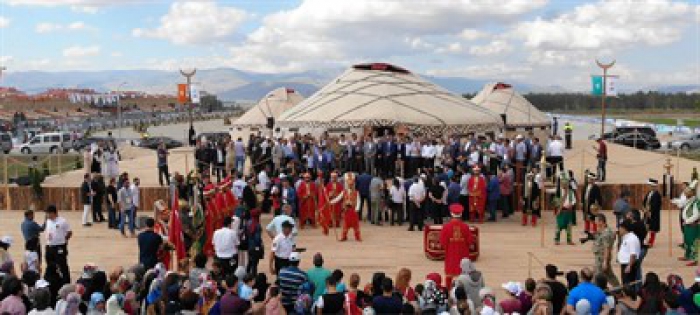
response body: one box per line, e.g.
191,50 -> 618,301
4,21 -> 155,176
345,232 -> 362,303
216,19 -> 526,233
0,186 -> 169,211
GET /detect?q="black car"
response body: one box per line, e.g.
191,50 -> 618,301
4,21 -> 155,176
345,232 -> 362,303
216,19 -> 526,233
73,136 -> 114,151
613,133 -> 661,150
138,137 -> 183,150
603,126 -> 656,140
197,132 -> 230,144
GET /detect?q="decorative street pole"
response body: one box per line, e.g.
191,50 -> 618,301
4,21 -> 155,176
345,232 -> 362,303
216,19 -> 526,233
116,82 -> 127,144
179,68 -> 197,127
595,59 -> 615,138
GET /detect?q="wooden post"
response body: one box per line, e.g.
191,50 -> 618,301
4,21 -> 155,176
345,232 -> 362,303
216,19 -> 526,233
669,201 -> 673,257
185,153 -> 189,175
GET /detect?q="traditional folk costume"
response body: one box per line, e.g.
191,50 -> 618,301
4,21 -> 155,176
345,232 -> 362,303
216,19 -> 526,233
522,171 -> 542,226
202,178 -> 218,257
326,175 -> 344,228
153,200 -> 173,269
581,174 -> 602,234
643,179 -> 662,247
297,176 -> 317,229
316,174 -> 332,235
467,167 -> 486,224
681,180 -> 700,266
439,204 -> 473,287
555,173 -> 576,245
330,173 -> 362,242
220,176 -> 238,217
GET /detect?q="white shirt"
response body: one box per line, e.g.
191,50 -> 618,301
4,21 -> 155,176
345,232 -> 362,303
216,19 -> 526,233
271,233 -> 295,259
421,145 -> 435,158
24,250 -> 39,273
389,185 -> 406,204
233,179 -> 246,198
46,217 -> 71,246
212,227 -> 239,259
617,232 -> 641,264
547,140 -> 565,157
460,174 -> 471,195
266,214 -> 298,238
257,171 -> 270,192
408,181 -> 426,203
130,184 -> 140,207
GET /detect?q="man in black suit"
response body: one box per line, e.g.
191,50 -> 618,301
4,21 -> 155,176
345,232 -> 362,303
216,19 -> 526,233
643,179 -> 662,247
382,135 -> 397,178
582,173 -> 602,235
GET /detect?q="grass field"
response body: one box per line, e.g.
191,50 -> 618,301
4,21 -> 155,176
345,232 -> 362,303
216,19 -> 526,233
629,117 -> 700,128
0,154 -> 81,182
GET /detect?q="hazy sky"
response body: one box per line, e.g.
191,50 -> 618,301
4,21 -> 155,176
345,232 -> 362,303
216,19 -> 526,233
1,0 -> 699,90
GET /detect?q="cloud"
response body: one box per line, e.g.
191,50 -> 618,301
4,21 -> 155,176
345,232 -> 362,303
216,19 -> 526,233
459,29 -> 487,41
435,42 -> 463,54
226,0 -> 546,72
110,52 -> 123,57
513,0 -> 694,51
36,21 -> 95,33
0,17 -> 9,28
7,0 -> 121,6
63,45 -> 100,57
0,56 -> 13,64
132,1 -> 248,45
427,63 -> 532,79
469,40 -> 512,56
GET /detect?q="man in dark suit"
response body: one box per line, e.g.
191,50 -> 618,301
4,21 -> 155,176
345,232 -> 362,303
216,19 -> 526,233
383,135 -> 397,178
356,171 -> 373,221
582,173 -> 602,235
643,179 -> 662,247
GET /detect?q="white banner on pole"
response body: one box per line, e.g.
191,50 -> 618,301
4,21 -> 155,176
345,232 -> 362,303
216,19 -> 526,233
606,76 -> 618,96
190,84 -> 201,104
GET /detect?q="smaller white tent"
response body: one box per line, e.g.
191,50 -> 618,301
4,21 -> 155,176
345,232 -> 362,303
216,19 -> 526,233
472,82 -> 550,129
233,87 -> 304,128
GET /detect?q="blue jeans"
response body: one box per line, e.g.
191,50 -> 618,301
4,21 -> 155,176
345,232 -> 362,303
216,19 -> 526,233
235,156 -> 245,172
120,206 -> 136,234
488,199 -> 498,220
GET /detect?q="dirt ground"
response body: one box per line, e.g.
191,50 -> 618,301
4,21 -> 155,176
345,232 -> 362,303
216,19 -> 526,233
1,209 -> 692,297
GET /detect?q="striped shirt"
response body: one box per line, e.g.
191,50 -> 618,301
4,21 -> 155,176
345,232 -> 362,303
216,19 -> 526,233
278,266 -> 308,307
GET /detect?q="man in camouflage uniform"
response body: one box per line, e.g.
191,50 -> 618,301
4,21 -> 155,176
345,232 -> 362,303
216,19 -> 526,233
680,180 -> 700,266
592,213 -> 620,287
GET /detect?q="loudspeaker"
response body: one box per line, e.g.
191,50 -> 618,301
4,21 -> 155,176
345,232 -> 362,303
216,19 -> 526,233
266,117 -> 274,129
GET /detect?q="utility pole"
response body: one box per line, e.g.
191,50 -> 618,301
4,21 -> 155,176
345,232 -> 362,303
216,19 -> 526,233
116,82 -> 127,144
179,69 -> 197,127
596,59 -> 615,137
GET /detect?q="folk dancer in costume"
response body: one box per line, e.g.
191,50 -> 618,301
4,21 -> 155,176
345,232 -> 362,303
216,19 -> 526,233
202,175 -> 219,257
680,180 -> 700,266
522,167 -> 543,227
439,204 -> 473,287
555,173 -> 576,245
581,173 -> 602,235
467,166 -> 486,224
220,175 -> 238,218
297,173 -> 317,229
326,171 -> 344,228
153,200 -> 175,269
316,171 -> 332,236
643,179 -> 662,247
330,173 -> 362,242
592,213 -> 620,287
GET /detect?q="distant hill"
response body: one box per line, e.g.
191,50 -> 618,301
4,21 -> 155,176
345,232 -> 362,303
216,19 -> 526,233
3,67 -> 695,101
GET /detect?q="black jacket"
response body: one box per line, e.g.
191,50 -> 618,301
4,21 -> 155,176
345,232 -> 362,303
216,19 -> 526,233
643,190 -> 662,232
582,184 -> 602,216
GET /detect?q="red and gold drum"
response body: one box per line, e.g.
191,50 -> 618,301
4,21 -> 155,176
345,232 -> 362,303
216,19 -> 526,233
423,224 -> 480,261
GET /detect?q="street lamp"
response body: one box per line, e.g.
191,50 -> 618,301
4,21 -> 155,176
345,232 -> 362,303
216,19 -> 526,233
179,68 -> 196,126
116,81 -> 127,144
596,59 -> 615,138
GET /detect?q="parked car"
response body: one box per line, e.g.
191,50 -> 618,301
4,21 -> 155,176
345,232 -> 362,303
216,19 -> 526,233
73,136 -> 115,151
18,132 -> 72,154
603,126 -> 657,140
0,132 -> 12,154
613,133 -> 661,150
137,137 -> 183,150
197,132 -> 230,144
669,133 -> 700,151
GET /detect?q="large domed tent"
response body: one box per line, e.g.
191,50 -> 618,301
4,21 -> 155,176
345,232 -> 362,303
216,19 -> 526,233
471,82 -> 550,131
277,63 -> 503,136
233,87 -> 305,129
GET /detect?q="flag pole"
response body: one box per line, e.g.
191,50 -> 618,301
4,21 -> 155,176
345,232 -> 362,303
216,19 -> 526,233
596,59 -> 615,137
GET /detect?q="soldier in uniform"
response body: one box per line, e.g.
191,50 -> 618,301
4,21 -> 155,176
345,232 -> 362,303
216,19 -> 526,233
643,179 -> 662,247
582,173 -> 602,235
439,204 -> 473,287
330,173 -> 362,242
297,172 -> 317,229
680,180 -> 700,266
522,167 -> 542,227
467,166 -> 487,224
326,171 -> 344,228
592,213 -> 619,287
555,172 -> 576,245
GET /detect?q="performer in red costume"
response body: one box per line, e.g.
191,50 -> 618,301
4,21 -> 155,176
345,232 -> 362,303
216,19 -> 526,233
316,170 -> 331,235
325,171 -> 344,228
152,199 -> 173,269
468,166 -> 487,223
220,175 -> 238,217
331,172 -> 362,242
297,172 -> 317,229
202,175 -> 218,257
214,186 -> 227,227
439,204 -> 473,286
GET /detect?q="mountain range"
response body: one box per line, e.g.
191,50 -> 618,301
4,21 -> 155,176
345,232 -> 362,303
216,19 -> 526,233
1,68 -> 696,101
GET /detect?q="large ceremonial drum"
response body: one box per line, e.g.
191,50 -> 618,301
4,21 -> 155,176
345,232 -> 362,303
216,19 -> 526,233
424,224 -> 480,261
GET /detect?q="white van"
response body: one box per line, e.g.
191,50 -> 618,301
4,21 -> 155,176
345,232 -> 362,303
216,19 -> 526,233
19,132 -> 72,154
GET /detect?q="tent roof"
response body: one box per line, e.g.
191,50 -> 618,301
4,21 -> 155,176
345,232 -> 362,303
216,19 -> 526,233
233,87 -> 304,127
471,82 -> 550,128
277,63 -> 503,134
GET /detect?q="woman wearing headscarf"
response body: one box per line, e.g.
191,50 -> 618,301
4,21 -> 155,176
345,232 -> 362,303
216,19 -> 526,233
453,258 -> 485,309
87,292 -> 106,315
247,208 -> 264,276
0,235 -> 16,277
422,273 -> 448,314
105,293 -> 125,315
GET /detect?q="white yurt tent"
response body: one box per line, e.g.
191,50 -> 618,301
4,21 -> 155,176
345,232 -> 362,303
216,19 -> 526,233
277,63 -> 503,136
233,87 -> 305,129
471,82 -> 550,131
